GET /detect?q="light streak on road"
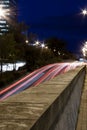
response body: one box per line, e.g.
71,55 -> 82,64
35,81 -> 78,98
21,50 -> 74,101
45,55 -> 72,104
0,63 -> 56,95
0,61 -> 86,101
0,64 -> 58,100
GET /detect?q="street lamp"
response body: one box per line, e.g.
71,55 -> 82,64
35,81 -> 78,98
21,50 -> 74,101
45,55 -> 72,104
25,39 -> 29,44
81,9 -> 87,16
45,46 -> 48,49
35,40 -> 40,45
41,43 -> 45,48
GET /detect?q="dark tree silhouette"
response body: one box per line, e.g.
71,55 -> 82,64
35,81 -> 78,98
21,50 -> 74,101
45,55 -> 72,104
45,37 -> 67,56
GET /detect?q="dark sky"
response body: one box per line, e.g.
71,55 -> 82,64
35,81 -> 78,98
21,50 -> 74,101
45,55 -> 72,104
18,0 -> 87,54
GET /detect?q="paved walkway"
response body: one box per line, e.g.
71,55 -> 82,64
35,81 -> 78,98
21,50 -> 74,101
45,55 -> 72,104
76,68 -> 87,130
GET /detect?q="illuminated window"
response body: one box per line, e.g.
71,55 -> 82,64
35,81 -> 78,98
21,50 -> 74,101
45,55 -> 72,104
0,0 -> 17,34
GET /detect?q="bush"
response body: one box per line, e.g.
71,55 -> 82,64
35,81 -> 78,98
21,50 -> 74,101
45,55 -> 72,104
0,70 -> 27,90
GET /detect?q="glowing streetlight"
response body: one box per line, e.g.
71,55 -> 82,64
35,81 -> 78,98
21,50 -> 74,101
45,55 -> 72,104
25,39 -> 29,44
35,40 -> 39,45
82,9 -> 87,16
45,46 -> 48,49
41,43 -> 45,48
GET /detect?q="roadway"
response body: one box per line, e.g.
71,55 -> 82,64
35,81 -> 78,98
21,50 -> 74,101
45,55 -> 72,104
0,61 -> 85,101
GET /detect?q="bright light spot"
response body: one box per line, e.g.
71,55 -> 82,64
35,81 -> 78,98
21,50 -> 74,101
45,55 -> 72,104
41,43 -> 45,48
82,43 -> 87,57
45,46 -> 48,49
82,47 -> 86,56
0,6 -> 10,21
82,48 -> 85,52
79,58 -> 84,62
84,41 -> 87,49
35,41 -> 39,45
0,7 -> 5,18
58,51 -> 61,55
25,39 -> 29,43
53,49 -> 56,52
82,9 -> 87,16
0,62 -> 26,72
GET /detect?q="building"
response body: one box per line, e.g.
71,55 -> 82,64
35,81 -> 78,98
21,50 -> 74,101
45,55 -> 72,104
0,0 -> 17,35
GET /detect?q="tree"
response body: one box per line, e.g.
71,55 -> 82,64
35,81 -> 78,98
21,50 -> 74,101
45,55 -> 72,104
8,21 -> 30,62
10,21 -> 29,44
23,44 -> 60,71
0,33 -> 17,74
24,45 -> 41,71
28,33 -> 38,43
45,37 -> 67,57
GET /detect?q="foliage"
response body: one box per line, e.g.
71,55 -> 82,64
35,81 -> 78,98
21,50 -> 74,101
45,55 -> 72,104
10,21 -> 29,44
45,37 -> 67,56
23,45 -> 61,71
28,33 -> 38,43
0,70 -> 27,89
45,37 -> 76,60
0,34 -> 17,73
0,21 -> 76,88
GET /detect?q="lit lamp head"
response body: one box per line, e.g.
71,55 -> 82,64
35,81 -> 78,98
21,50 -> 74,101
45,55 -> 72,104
82,9 -> 87,16
25,39 -> 29,44
41,43 -> 45,48
35,41 -> 39,45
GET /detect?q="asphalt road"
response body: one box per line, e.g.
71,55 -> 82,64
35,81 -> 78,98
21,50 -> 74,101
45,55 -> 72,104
0,61 -> 85,101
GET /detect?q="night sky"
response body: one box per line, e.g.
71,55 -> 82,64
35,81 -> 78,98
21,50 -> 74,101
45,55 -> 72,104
18,0 -> 87,54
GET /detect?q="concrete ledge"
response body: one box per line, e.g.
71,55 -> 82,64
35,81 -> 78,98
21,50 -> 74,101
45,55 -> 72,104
0,66 -> 86,130
76,67 -> 87,130
51,66 -> 86,130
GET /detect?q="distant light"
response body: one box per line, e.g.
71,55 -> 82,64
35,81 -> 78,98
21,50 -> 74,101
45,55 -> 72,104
45,46 -> 48,49
53,49 -> 56,52
41,43 -> 45,48
35,40 -> 39,45
79,58 -> 84,62
82,9 -> 87,16
1,62 -> 26,72
25,40 -> 29,43
84,44 -> 87,49
82,48 -> 86,56
58,51 -> 61,55
82,48 -> 85,53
